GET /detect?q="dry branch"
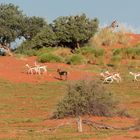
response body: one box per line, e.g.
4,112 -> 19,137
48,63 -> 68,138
82,119 -> 140,131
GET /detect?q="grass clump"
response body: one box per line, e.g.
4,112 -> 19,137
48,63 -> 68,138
90,28 -> 130,47
75,46 -> 104,64
75,46 -> 104,57
113,47 -> 140,60
66,54 -> 86,65
124,47 -> 140,59
38,53 -> 64,63
111,55 -> 122,63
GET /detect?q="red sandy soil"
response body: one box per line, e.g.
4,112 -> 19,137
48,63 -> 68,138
0,34 -> 139,84
0,56 -> 96,83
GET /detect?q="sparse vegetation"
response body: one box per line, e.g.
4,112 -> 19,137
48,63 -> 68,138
66,54 -> 86,65
113,46 -> 140,60
0,2 -> 140,139
90,28 -> 130,47
38,53 -> 64,63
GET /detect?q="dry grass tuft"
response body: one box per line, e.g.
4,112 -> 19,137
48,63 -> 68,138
90,28 -> 130,48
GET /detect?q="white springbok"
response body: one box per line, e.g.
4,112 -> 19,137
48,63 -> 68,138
105,71 -> 121,83
34,61 -> 47,74
103,75 -> 114,84
100,71 -> 121,83
25,64 -> 40,74
100,72 -> 113,84
129,72 -> 140,81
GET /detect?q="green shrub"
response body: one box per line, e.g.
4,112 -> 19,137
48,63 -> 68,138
38,53 -> 64,63
113,48 -> 122,56
53,47 -> 72,58
125,47 -> 140,59
15,48 -> 37,56
37,47 -> 56,56
66,54 -> 86,65
75,46 -> 104,57
95,48 -> 104,57
113,47 -> 140,59
111,55 -> 122,62
53,79 -> 119,119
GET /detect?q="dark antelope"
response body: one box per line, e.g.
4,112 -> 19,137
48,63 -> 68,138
57,68 -> 68,80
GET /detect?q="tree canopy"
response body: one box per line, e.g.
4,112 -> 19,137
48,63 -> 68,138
19,25 -> 57,50
0,3 -> 24,45
51,14 -> 99,49
0,3 -> 99,52
22,16 -> 47,40
0,3 -> 47,47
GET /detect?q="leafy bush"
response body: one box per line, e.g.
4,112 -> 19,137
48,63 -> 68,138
125,47 -> 140,59
53,47 -> 72,58
66,54 -> 86,65
38,53 -> 64,63
113,48 -> 122,56
53,79 -> 119,118
16,44 -> 37,56
75,46 -> 104,57
113,47 -> 140,59
111,55 -> 122,62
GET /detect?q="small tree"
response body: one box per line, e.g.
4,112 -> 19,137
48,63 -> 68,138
0,3 -> 24,55
53,79 -> 118,132
22,16 -> 47,40
51,14 -> 99,49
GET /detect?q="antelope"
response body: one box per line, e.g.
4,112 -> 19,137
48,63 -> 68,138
129,72 -> 140,81
25,64 -> 40,74
103,75 -> 114,84
105,71 -> 121,83
57,68 -> 68,80
100,71 -> 121,83
34,61 -> 47,74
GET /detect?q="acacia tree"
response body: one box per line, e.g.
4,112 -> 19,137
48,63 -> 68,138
53,79 -> 118,132
22,16 -> 47,40
0,3 -> 25,55
51,14 -> 99,49
30,25 -> 57,49
18,25 -> 57,52
0,3 -> 47,55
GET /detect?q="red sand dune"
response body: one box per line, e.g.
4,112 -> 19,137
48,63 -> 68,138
0,56 -> 96,83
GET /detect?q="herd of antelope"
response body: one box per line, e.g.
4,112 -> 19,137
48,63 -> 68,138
25,61 -> 47,75
100,71 -> 140,83
25,62 -> 140,82
25,61 -> 68,80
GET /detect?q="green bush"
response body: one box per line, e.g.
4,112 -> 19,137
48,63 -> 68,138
75,46 -> 104,57
111,55 -> 122,62
38,53 -> 64,63
66,54 -> 86,65
15,47 -> 37,56
113,47 -> 140,59
125,47 -> 140,59
113,48 -> 122,56
53,79 -> 119,119
37,47 -> 58,55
